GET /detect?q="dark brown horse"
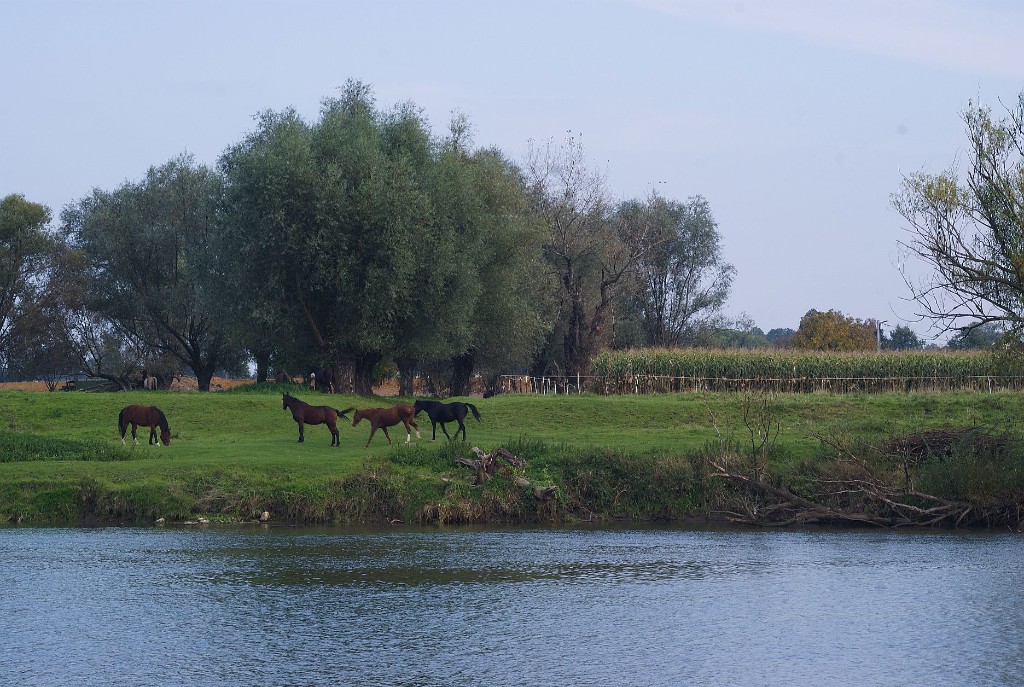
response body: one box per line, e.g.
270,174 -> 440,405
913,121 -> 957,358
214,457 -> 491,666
307,366 -> 336,393
413,399 -> 481,441
118,405 -> 171,446
282,393 -> 354,446
352,404 -> 420,448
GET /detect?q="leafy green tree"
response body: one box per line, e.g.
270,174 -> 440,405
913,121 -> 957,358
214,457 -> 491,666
221,82 -> 551,395
885,324 -> 924,351
62,154 -> 240,391
0,194 -> 54,374
622,193 -> 733,347
894,92 -> 1024,342
946,322 -> 1003,350
421,133 -> 552,396
766,328 -> 796,348
706,315 -> 769,349
788,309 -> 877,351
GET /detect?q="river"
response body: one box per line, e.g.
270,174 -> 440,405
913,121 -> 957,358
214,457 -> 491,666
1,525 -> 1021,686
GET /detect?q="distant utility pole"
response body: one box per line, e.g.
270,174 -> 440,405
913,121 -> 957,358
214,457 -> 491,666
875,320 -> 888,353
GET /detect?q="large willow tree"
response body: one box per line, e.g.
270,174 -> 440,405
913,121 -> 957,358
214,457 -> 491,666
62,155 -> 237,391
220,81 -> 549,394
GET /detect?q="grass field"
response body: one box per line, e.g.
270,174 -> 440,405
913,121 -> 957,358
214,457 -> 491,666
2,383 -> 1023,526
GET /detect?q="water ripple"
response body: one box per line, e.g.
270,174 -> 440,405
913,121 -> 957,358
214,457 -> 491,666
1,526 -> 1022,686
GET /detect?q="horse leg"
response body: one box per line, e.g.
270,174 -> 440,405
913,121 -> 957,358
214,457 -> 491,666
365,425 -> 377,448
381,426 -> 392,445
329,421 -> 339,447
297,421 -> 304,443
410,419 -> 420,440
149,426 -> 157,445
131,423 -> 139,445
439,421 -> 452,441
456,418 -> 467,441
430,420 -> 439,441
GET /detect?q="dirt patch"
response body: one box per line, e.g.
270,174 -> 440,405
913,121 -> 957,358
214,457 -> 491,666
0,381 -> 51,392
0,377 -> 257,393
169,377 -> 256,392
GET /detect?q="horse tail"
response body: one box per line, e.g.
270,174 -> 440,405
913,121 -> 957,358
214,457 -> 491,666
466,403 -> 481,421
335,407 -> 356,419
118,407 -> 126,434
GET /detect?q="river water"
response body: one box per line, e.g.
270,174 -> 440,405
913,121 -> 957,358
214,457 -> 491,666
1,525 -> 1021,686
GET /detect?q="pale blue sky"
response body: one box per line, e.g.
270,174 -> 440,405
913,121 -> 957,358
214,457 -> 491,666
4,0 -> 1023,339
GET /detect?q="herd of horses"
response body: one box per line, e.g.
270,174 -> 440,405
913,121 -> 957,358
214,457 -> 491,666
116,394 -> 482,449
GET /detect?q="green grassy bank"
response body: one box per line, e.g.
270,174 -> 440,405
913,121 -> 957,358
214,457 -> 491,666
1,384 -> 1023,527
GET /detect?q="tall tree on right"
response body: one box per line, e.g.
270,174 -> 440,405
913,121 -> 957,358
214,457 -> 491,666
893,92 -> 1024,342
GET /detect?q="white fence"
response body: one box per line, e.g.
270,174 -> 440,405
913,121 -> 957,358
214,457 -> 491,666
497,374 -> 1024,395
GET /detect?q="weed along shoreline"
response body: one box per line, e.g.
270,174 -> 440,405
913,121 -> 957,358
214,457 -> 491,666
1,384 -> 1023,529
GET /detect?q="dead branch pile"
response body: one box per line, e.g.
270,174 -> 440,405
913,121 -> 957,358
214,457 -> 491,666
709,425 -> 1020,528
710,455 -> 977,528
885,427 -> 1009,462
457,447 -> 558,501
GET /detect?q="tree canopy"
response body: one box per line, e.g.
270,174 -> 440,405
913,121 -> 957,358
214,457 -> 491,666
788,309 -> 877,352
8,82 -> 735,389
62,155 -> 236,391
894,91 -> 1024,343
220,81 -> 553,393
0,194 -> 54,374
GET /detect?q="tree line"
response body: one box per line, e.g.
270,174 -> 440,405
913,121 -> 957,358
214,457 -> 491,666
9,84 -> 1022,391
1,81 -> 734,392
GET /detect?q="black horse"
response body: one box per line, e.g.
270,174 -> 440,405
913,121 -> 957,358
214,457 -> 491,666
306,366 -> 337,393
413,399 -> 481,441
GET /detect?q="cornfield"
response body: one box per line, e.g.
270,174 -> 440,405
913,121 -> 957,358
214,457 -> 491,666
500,348 -> 1024,394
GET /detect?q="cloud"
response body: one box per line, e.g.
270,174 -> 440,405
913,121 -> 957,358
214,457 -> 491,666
631,0 -> 1024,79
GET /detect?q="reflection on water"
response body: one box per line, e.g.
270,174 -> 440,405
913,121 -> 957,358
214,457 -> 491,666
1,526 -> 1022,686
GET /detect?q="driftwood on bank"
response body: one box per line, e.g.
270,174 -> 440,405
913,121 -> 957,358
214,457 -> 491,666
709,426 -> 991,528
457,447 -> 558,501
457,447 -> 525,484
710,457 -> 975,528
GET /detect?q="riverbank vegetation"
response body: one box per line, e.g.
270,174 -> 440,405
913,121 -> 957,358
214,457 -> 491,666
1,385 -> 1022,529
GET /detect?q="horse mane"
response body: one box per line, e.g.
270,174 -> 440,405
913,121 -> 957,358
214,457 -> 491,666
155,407 -> 169,431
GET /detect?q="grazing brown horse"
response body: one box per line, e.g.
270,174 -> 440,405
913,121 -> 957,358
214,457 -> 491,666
352,404 -> 421,448
118,405 -> 171,446
282,393 -> 354,446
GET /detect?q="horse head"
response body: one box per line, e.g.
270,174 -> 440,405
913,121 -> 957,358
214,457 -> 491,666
282,393 -> 292,410
352,409 -> 364,426
160,426 -> 172,446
